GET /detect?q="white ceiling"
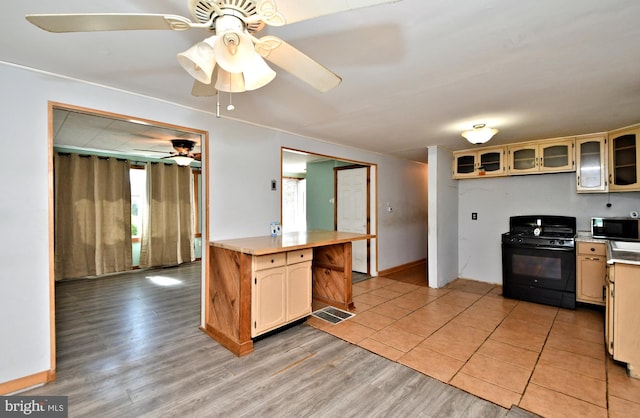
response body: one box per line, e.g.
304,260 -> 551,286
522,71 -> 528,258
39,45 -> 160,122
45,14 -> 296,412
52,108 -> 202,159
4,0 -> 640,163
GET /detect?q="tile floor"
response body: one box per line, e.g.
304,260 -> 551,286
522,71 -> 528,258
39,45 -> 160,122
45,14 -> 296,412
307,266 -> 640,418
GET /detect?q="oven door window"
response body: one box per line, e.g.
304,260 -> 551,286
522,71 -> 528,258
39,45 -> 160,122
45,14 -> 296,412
512,254 -> 562,280
503,245 -> 575,291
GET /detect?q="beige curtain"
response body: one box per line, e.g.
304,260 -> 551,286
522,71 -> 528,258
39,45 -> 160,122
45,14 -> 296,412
139,162 -> 193,268
54,153 -> 132,280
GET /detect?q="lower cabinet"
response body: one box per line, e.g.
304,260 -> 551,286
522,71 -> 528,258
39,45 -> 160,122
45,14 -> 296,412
576,242 -> 606,305
606,262 -> 640,378
251,249 -> 312,337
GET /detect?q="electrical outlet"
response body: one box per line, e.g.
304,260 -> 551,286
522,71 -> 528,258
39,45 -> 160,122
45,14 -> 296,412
472,212 -> 478,220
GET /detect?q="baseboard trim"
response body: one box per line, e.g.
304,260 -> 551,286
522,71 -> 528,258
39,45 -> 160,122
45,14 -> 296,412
378,259 -> 426,277
0,369 -> 55,395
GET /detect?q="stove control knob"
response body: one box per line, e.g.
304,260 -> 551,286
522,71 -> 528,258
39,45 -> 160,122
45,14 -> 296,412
558,240 -> 564,245
549,240 -> 556,245
517,238 -> 523,243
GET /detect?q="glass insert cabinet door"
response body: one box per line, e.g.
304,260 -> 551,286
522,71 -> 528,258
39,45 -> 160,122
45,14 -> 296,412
453,147 -> 506,178
508,143 -> 538,174
509,139 -> 574,175
479,150 -> 503,173
512,148 -> 536,170
611,133 -> 637,186
576,135 -> 607,192
542,145 -> 569,168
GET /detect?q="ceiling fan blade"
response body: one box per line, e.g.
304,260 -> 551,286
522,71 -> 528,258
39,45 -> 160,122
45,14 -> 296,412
191,79 -> 218,97
255,0 -> 402,26
256,36 -> 341,93
25,13 -> 195,33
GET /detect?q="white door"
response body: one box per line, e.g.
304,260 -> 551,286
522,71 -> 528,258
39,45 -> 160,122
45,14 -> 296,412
337,167 -> 368,273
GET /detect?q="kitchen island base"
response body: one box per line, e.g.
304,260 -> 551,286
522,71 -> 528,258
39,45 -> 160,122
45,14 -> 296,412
205,231 -> 372,356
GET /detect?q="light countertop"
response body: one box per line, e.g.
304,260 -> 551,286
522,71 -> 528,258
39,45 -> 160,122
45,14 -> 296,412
575,232 -> 608,244
210,230 -> 375,255
576,232 -> 640,265
607,241 -> 640,266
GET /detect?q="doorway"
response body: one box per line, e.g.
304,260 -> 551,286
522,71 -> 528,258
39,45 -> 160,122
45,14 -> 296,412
281,148 -> 377,276
48,102 -> 209,374
336,166 -> 370,274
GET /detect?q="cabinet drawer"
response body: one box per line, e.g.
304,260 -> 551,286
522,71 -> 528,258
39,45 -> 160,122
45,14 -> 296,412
254,253 -> 286,271
577,242 -> 606,257
287,249 -> 313,265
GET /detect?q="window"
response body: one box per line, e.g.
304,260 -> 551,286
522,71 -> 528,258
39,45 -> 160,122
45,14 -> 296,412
193,169 -> 202,238
130,166 -> 146,242
282,177 -> 306,232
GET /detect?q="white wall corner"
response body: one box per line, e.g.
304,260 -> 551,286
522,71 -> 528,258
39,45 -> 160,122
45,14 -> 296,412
427,146 -> 458,288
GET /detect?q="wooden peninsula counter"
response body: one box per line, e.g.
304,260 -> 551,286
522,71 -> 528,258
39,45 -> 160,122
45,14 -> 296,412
204,230 -> 375,356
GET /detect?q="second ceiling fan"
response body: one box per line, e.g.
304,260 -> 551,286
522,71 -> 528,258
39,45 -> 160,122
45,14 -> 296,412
26,0 -> 401,96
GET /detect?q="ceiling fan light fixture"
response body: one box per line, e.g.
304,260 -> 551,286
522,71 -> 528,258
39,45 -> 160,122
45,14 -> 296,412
243,54 -> 276,91
214,31 -> 255,73
215,68 -> 246,93
462,123 -> 498,145
172,155 -> 194,166
176,35 -> 217,84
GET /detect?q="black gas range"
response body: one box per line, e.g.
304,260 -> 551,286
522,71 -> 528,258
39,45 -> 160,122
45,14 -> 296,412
501,215 -> 577,309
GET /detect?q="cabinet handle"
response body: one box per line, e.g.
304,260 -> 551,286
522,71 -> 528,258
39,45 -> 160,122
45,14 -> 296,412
585,257 -> 600,261
602,285 -> 606,301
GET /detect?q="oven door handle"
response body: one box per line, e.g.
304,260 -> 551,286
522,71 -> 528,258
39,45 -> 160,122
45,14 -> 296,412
502,243 -> 574,252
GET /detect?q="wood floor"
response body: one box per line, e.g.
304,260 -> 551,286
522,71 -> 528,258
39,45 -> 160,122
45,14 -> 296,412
24,263 -> 535,417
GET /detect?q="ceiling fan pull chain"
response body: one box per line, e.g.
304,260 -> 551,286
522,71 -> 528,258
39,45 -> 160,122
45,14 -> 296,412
227,71 -> 235,111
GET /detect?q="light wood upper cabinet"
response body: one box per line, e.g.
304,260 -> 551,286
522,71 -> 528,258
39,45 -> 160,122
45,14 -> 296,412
453,146 -> 506,179
608,124 -> 640,191
576,134 -> 608,193
508,138 -> 575,175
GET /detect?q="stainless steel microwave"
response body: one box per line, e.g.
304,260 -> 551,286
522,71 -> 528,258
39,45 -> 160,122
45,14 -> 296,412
591,217 -> 640,240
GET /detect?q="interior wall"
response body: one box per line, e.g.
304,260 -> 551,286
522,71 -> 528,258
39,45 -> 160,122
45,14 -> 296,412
0,61 -> 428,389
428,146 -> 459,288
458,172 -> 640,284
305,159 -> 350,230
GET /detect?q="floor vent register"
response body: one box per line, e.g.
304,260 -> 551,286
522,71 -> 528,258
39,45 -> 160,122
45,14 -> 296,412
311,306 -> 355,324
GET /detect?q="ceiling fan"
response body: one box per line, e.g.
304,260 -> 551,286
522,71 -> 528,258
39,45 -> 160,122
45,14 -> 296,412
137,139 -> 201,166
25,0 -> 402,96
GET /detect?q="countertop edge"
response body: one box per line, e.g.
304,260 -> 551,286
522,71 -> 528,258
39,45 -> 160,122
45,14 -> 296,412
210,231 -> 376,255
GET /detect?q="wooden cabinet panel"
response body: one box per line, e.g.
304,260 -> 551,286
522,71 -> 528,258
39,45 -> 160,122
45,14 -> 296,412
286,248 -> 313,265
576,242 -> 606,306
611,263 -> 640,378
252,266 -> 287,336
254,252 -> 286,270
606,265 -> 614,356
206,246 -> 253,356
508,138 -> 575,175
608,125 -> 640,191
453,147 -> 506,179
286,261 -> 312,321
313,242 -> 354,310
252,251 -> 313,338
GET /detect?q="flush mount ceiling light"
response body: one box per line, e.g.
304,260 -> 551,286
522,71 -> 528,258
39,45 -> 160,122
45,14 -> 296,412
462,123 -> 499,145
